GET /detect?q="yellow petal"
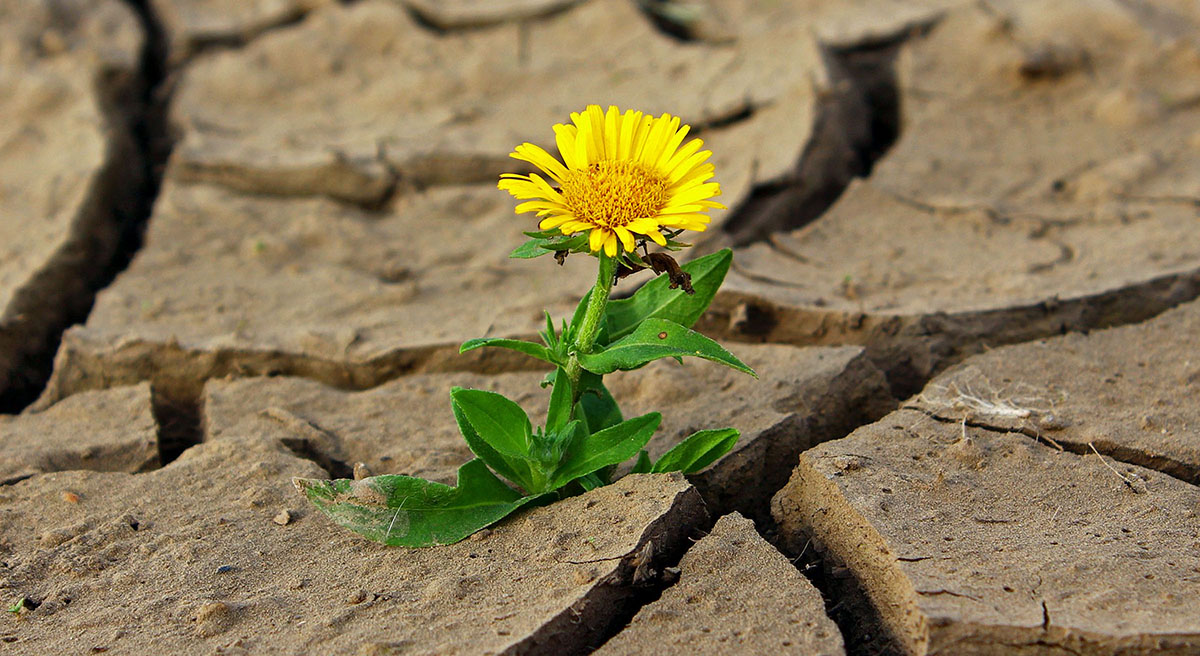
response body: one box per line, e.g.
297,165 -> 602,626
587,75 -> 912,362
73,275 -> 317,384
618,109 -> 640,160
615,226 -> 635,252
668,150 -> 714,184
499,181 -> 545,200
589,228 -> 607,252
669,163 -> 715,190
587,105 -> 606,158
657,213 -> 712,228
637,114 -> 672,165
657,215 -> 710,231
657,203 -> 707,214
664,137 -> 704,173
527,173 -> 564,202
670,182 -> 721,206
555,123 -> 581,170
515,200 -> 566,214
539,213 -> 577,229
629,114 -> 655,162
604,232 -> 619,257
561,220 -> 593,233
655,123 -> 690,171
625,217 -> 661,233
511,143 -> 568,181
576,118 -> 594,166
604,105 -> 619,160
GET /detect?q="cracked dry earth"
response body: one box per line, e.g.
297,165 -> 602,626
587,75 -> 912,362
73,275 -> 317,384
1,0 -> 1198,654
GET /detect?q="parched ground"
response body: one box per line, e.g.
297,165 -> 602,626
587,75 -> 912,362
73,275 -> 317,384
1,0 -> 1198,654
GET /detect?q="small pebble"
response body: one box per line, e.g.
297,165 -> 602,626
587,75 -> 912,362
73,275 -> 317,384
272,510 -> 291,526
62,492 -> 81,504
194,601 -> 234,637
216,565 -> 234,574
832,455 -> 863,472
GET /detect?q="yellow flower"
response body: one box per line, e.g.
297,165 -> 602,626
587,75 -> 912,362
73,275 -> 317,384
499,105 -> 724,257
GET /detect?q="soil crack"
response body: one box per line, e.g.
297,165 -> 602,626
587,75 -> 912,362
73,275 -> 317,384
154,1 -> 321,66
401,0 -> 584,34
0,0 -> 172,414
905,406 -> 1199,489
721,34 -> 905,247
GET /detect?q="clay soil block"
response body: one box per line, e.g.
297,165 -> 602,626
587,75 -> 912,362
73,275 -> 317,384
0,432 -> 707,654
168,0 -> 833,210
0,383 -> 157,484
909,297 -> 1200,484
0,0 -> 143,403
596,512 -> 845,655
774,414 -> 1200,653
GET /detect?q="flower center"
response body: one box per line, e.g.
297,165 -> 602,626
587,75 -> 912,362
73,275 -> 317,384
560,160 -> 669,229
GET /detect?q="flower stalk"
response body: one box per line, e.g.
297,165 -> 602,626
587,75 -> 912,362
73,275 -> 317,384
565,253 -> 615,405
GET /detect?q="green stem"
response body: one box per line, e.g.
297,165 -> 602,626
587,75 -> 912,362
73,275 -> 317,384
566,253 -> 615,405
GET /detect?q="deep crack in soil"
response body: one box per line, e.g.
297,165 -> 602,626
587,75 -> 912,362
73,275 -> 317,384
720,34 -> 906,247
0,1 -> 170,414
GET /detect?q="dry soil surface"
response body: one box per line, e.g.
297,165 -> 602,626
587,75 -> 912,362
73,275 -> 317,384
2,0 -> 1199,654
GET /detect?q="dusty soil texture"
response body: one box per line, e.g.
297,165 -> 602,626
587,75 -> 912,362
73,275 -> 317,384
910,298 -> 1200,484
148,0 -> 335,65
0,0 -> 143,405
595,512 -> 846,655
36,179 -> 596,407
701,0 -> 1200,393
202,342 -> 894,521
4,0 -> 1200,654
773,306 -> 1200,654
0,383 -> 157,485
0,426 -> 706,654
167,0 -> 830,210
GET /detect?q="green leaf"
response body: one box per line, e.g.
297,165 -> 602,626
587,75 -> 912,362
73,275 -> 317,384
460,338 -> 560,366
652,428 -> 739,474
450,388 -> 532,455
564,287 -> 591,343
510,234 -> 590,259
295,459 -> 537,547
540,311 -> 559,350
545,367 -> 574,433
451,388 -> 546,492
510,237 -> 555,259
577,371 -> 622,433
578,318 -> 756,377
606,249 -> 732,341
576,472 -> 606,491
549,412 -> 661,489
538,369 -> 621,435
631,450 -> 653,474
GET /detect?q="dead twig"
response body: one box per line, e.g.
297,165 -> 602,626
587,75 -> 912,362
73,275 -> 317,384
1088,442 -> 1146,494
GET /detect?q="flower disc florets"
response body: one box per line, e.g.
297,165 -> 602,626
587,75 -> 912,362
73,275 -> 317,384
499,105 -> 725,257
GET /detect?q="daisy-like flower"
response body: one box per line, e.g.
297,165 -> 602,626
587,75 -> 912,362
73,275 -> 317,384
499,105 -> 724,257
